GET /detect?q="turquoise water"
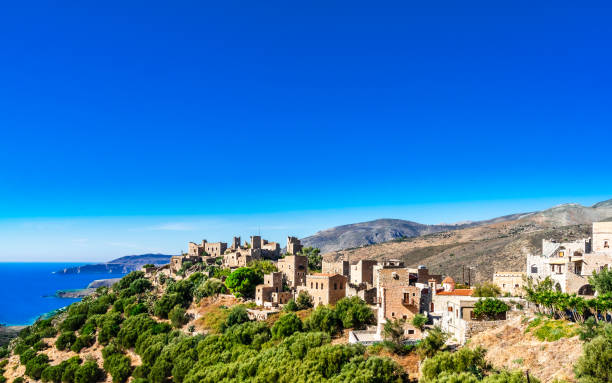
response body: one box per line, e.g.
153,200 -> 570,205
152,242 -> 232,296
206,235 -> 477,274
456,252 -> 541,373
0,263 -> 126,326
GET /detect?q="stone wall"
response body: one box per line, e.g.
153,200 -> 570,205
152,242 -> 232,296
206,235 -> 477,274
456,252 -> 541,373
278,255 -> 308,287
299,274 -> 347,306
323,260 -> 349,277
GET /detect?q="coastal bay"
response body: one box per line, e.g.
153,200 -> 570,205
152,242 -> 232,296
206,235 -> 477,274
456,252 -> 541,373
0,263 -> 126,326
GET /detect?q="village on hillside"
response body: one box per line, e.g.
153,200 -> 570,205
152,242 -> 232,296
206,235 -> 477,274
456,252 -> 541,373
2,220 -> 611,383
142,221 -> 612,347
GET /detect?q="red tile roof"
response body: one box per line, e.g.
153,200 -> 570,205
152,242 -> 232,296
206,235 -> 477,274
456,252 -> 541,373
436,289 -> 474,296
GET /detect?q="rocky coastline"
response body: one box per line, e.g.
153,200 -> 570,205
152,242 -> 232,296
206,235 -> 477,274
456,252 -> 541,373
54,277 -> 121,299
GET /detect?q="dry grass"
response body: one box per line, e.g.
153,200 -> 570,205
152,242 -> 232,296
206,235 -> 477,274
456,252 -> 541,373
194,295 -> 241,333
467,315 -> 583,383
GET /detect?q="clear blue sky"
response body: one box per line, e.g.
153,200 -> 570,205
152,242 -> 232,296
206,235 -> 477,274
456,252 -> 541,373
0,2 -> 611,261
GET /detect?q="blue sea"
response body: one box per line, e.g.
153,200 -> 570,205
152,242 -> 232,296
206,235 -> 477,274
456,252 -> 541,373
0,263 -> 126,326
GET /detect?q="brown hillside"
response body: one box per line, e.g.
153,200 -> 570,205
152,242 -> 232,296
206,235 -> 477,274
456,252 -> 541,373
323,221 -> 591,283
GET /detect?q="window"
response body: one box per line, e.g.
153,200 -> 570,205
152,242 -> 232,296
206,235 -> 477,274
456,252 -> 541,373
402,315 -> 407,320
448,306 -> 453,312
316,282 -> 318,289
334,283 -> 337,290
407,329 -> 414,334
531,265 -> 538,274
310,282 -> 313,288
391,312 -> 395,317
559,251 -> 564,257
431,302 -> 434,311
605,241 -> 609,248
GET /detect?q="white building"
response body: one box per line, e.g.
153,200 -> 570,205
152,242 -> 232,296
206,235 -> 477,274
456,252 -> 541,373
526,222 -> 612,295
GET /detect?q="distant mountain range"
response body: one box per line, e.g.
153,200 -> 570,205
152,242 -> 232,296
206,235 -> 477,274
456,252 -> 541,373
314,198 -> 612,284
55,253 -> 174,274
301,199 -> 612,254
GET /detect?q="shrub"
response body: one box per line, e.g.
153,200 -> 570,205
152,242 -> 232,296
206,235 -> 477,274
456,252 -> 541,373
71,334 -> 94,353
383,318 -> 405,346
589,266 -> 612,295
574,326 -> 612,383
115,271 -> 146,292
418,327 -> 448,359
126,303 -> 148,317
221,305 -> 249,332
56,331 -> 77,351
75,360 -> 105,383
169,306 -> 188,328
25,354 -> 50,380
61,314 -> 87,332
103,352 -> 132,383
300,247 -> 322,271
154,293 -> 183,319
33,339 -> 48,351
98,312 -> 124,345
130,279 -> 153,295
117,314 -> 156,348
194,278 -> 227,300
187,271 -> 206,287
0,346 -> 8,358
473,298 -> 509,320
304,305 -> 341,335
334,296 -> 375,329
88,295 -> 113,316
271,313 -> 303,338
284,299 -> 299,312
60,357 -> 83,383
20,348 -> 37,365
224,267 -> 263,298
296,290 -> 314,310
473,282 -> 502,298
246,260 -> 278,277
13,378 -> 24,383
412,314 -> 428,331
420,347 -> 489,383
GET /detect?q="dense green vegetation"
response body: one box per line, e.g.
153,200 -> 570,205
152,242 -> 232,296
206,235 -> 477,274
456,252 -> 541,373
524,277 -> 612,323
472,298 -> 509,320
224,267 -> 263,298
588,266 -> 612,295
298,247 -> 322,272
420,347 -> 538,383
1,270 -> 407,383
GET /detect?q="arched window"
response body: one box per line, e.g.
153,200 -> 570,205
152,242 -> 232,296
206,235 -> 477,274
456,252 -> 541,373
531,265 -> 538,274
